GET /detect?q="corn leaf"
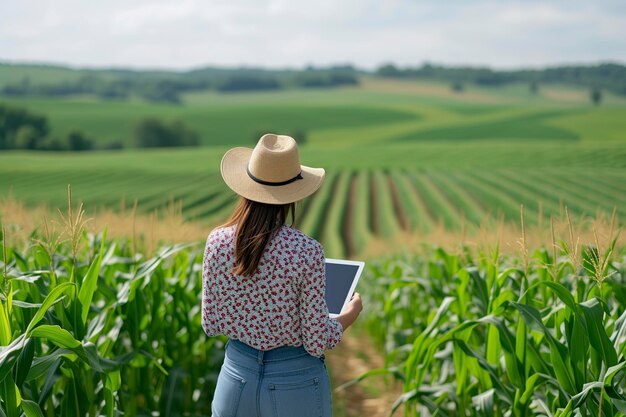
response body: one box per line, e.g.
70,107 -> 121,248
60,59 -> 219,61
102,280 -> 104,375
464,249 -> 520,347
472,388 -> 495,417
0,335 -> 26,385
604,361 -> 626,386
24,282 -> 74,336
455,339 -> 514,403
25,349 -> 73,382
21,400 -> 44,417
30,325 -> 81,349
0,301 -> 10,345
77,226 -> 107,324
12,337 -> 34,389
580,298 -> 618,367
1,373 -> 21,417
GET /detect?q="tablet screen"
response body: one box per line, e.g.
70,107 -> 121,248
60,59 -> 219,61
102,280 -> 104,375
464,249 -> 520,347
324,261 -> 362,315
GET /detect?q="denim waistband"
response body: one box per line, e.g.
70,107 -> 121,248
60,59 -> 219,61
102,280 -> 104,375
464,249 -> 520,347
226,338 -> 313,363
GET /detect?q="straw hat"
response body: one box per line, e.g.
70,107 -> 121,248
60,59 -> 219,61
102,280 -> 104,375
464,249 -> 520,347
220,133 -> 325,204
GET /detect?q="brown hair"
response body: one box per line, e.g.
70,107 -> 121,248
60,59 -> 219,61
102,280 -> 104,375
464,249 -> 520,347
221,197 -> 296,276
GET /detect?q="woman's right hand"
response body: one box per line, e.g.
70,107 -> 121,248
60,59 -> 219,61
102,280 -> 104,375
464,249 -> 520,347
336,292 -> 363,331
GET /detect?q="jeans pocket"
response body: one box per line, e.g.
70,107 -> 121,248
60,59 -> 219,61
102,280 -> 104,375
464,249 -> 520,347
211,367 -> 246,417
269,377 -> 322,417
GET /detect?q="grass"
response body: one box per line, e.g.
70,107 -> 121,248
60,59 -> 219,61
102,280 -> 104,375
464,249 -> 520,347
406,172 -> 461,230
1,77 -> 626,258
297,171 -> 339,240
548,108 -> 626,141
1,96 -> 418,146
349,172 -> 373,255
393,109 -> 581,142
2,154 -> 625,258
388,171 -> 432,232
3,75 -> 626,148
319,171 -> 352,258
371,171 -> 403,239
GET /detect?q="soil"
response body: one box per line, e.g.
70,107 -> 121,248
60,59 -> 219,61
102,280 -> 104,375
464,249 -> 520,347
542,88 -> 587,103
360,76 -> 513,104
386,175 -> 409,231
327,328 -> 404,417
343,173 -> 358,258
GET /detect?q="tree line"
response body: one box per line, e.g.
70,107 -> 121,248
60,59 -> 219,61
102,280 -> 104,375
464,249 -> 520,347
2,62 -> 623,105
376,62 -> 626,97
0,104 -> 199,151
0,65 -> 360,104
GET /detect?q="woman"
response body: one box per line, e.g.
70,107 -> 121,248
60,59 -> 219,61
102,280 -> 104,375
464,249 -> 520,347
202,133 -> 363,417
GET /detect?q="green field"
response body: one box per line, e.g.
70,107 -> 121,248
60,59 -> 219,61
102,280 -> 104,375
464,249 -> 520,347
2,76 -> 626,257
2,69 -> 626,417
3,76 -> 626,147
1,95 -> 418,146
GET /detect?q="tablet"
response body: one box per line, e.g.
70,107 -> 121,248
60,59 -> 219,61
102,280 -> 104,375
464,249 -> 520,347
324,258 -> 365,318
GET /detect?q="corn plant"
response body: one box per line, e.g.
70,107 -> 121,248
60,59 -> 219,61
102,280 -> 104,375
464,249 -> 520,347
0,198 -> 224,416
358,236 -> 626,416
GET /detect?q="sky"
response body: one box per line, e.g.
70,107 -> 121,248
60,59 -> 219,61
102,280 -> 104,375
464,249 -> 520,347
1,0 -> 625,71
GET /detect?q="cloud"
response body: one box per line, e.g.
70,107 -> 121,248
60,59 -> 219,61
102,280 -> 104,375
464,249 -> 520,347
0,0 -> 624,69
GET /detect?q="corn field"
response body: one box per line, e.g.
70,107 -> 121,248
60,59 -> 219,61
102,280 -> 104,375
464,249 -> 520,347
358,230 -> 626,416
2,193 -> 626,416
3,166 -> 626,260
0,220 -> 225,416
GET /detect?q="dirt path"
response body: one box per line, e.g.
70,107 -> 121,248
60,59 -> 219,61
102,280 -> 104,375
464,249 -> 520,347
327,328 -> 404,417
386,174 -> 409,231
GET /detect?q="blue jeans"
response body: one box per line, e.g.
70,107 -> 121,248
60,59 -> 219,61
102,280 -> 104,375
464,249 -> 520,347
211,339 -> 333,417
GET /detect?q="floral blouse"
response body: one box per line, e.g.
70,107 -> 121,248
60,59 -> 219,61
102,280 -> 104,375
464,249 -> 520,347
201,223 -> 343,357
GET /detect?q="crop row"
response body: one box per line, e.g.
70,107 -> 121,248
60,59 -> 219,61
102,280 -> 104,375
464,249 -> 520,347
3,169 -> 625,258
293,169 -> 625,257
